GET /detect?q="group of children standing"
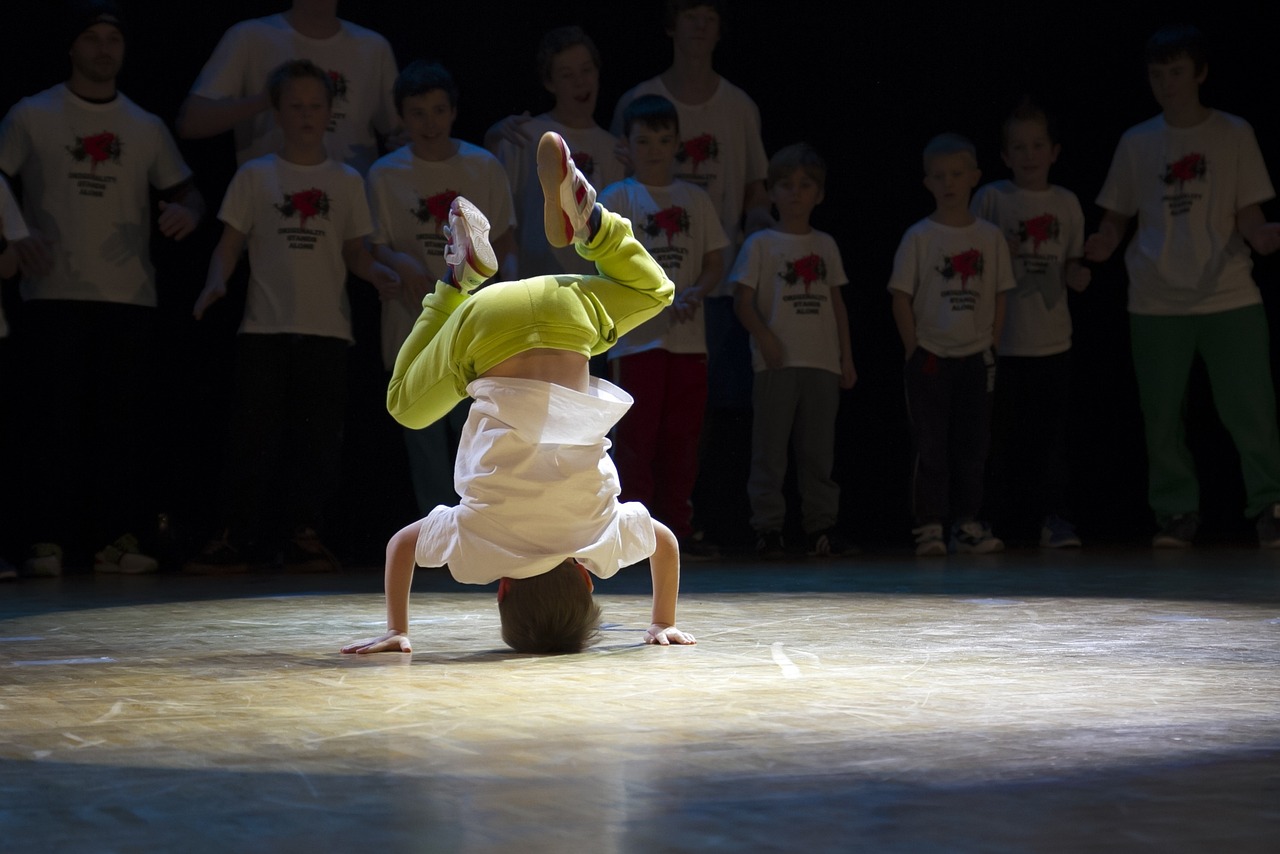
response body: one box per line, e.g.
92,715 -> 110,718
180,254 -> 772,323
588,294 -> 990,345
3,1 -> 1280,606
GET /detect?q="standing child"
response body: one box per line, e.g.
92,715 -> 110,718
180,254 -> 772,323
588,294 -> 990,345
0,177 -> 26,580
186,60 -> 398,574
342,131 -> 694,654
889,134 -> 1015,556
366,60 -> 517,516
972,102 -> 1090,548
602,94 -> 728,560
1084,25 -> 1280,548
731,144 -> 856,558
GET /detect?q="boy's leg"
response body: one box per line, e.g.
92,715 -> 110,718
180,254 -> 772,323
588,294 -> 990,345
792,368 -> 841,534
1129,314 -> 1200,520
904,348 -> 951,524
949,351 -> 995,522
282,335 -> 348,540
748,368 -> 798,534
1196,306 -> 1280,517
654,352 -> 708,540
613,351 -> 665,507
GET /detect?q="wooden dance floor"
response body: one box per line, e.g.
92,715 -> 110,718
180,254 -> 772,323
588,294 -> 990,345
3,549 -> 1279,852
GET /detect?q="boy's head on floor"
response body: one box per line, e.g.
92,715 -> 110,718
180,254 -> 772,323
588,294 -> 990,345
497,558 -> 602,654
623,95 -> 680,185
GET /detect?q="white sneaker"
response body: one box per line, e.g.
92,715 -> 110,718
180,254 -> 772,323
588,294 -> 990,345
442,196 -> 497,292
23,542 -> 63,577
537,131 -> 597,247
912,523 -> 947,556
951,520 -> 1004,554
95,534 -> 159,574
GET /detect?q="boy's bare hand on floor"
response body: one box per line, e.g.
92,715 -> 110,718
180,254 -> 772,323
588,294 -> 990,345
645,624 -> 696,646
341,630 -> 412,654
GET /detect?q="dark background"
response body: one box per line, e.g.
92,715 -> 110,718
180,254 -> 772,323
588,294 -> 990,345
4,1 -> 1279,561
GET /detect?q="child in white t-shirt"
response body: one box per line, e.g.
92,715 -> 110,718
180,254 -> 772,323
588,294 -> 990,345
186,60 -> 398,574
971,103 -> 1089,549
889,134 -> 1015,556
732,144 -> 856,559
0,177 -> 25,581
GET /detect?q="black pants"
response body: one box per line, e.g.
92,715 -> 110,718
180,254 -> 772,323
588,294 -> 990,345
904,348 -> 993,524
17,299 -> 157,557
220,333 -> 348,550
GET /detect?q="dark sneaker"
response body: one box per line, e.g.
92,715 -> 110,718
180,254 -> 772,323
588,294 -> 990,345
679,535 -> 721,562
94,533 -> 159,574
1040,515 -> 1082,549
183,531 -> 249,575
1257,503 -> 1280,549
951,520 -> 1004,554
443,196 -> 497,292
755,530 -> 785,560
806,528 -> 859,557
912,523 -> 947,557
286,528 -> 341,573
1152,513 -> 1198,549
537,130 -> 597,247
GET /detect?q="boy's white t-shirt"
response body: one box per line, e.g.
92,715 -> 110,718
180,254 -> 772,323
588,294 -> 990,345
0,176 -> 30,339
218,154 -> 372,342
189,14 -> 398,174
599,177 -> 728,358
612,76 -> 768,251
367,141 -> 517,370
730,228 -> 849,374
887,217 -> 1017,358
0,84 -> 193,307
971,180 -> 1084,357
494,115 -> 624,277
1096,110 -> 1274,316
414,376 -> 656,583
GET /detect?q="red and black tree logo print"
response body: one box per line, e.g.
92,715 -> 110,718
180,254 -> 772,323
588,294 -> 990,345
1162,153 -> 1206,191
1015,213 -> 1060,253
327,70 -> 349,101
641,205 -> 690,245
571,150 -> 595,179
935,248 -> 983,288
676,133 -> 718,173
66,131 -> 122,173
275,188 -> 331,229
782,253 -> 827,294
410,189 -> 459,230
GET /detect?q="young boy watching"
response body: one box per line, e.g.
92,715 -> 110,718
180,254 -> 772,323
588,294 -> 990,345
186,59 -> 399,574
972,102 -> 1089,548
889,134 -> 1015,556
1084,25 -> 1280,549
731,144 -> 856,559
600,94 -> 728,560
485,26 -> 624,278
342,132 -> 695,654
366,60 -> 517,515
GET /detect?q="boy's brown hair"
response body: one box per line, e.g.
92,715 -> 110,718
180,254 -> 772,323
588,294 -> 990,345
922,133 -> 977,171
1000,98 -> 1058,150
535,26 -> 602,84
267,59 -> 334,110
767,142 -> 827,191
497,559 -> 602,654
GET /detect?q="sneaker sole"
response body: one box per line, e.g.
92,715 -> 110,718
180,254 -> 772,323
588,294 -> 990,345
451,198 -> 498,279
915,541 -> 948,557
537,133 -> 577,248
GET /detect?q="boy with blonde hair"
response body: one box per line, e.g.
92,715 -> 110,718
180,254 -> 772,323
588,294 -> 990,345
732,143 -> 855,558
343,132 -> 694,654
889,134 -> 1015,556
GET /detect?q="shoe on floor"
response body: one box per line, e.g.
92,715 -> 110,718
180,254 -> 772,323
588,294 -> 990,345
22,542 -> 63,577
286,528 -> 341,573
951,520 -> 1004,554
443,196 -> 497,292
537,131 -> 597,247
806,528 -> 859,557
679,535 -> 721,562
1152,513 -> 1198,549
95,533 -> 159,574
754,530 -> 785,560
912,523 -> 947,557
183,531 -> 249,575
1040,515 -> 1082,549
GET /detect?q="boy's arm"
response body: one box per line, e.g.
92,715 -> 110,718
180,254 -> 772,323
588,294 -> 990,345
1237,203 -> 1280,256
993,290 -> 1008,351
733,282 -> 784,369
673,248 -> 724,322
372,241 -> 432,313
341,520 -> 419,654
176,92 -> 270,140
193,224 -> 247,319
890,289 -> 918,359
830,284 -> 856,389
157,178 -> 206,242
645,519 -> 696,646
344,236 -> 402,302
1083,209 -> 1131,262
483,111 -> 534,153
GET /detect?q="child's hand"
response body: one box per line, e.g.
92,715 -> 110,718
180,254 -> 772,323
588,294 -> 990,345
1083,230 -> 1118,263
341,630 -> 412,654
758,332 -> 785,370
612,136 -> 635,173
369,262 -> 402,303
840,354 -> 857,389
1246,222 -> 1280,256
644,623 -> 696,646
15,230 -> 55,278
494,112 -> 535,147
1065,261 -> 1092,293
671,289 -> 702,323
192,279 -> 227,320
158,200 -> 199,241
